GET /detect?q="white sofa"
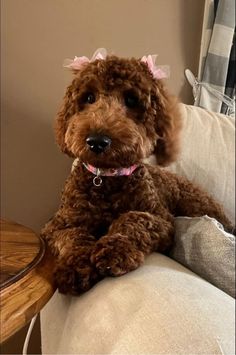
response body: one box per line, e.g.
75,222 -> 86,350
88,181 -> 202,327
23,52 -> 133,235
41,104 -> 235,355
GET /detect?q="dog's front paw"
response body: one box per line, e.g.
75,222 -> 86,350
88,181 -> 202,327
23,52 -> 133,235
90,234 -> 144,277
54,261 -> 100,295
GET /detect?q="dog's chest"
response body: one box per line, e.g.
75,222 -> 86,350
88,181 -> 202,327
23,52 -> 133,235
88,186 -> 132,216
87,175 -> 158,217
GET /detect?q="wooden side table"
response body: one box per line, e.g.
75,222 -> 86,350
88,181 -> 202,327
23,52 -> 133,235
0,219 -> 55,343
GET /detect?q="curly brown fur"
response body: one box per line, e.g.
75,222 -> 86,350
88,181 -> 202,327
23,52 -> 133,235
42,55 -> 233,294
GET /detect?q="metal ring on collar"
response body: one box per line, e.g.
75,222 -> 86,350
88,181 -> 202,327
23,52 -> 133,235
93,176 -> 103,186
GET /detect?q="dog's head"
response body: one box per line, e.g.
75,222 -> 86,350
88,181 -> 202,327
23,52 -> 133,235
55,54 -> 182,168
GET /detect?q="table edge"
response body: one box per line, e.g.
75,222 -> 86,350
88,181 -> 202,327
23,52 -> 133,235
0,220 -> 46,290
0,249 -> 56,344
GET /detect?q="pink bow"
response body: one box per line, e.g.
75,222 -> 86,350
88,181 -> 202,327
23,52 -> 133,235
141,55 -> 170,80
63,48 -> 107,70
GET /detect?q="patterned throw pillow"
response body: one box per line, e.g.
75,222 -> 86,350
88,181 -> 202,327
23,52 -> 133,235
171,216 -> 235,298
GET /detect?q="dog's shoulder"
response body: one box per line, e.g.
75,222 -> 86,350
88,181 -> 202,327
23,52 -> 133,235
143,163 -> 181,209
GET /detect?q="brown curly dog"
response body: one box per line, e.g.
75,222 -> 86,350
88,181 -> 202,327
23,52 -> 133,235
42,54 -> 233,295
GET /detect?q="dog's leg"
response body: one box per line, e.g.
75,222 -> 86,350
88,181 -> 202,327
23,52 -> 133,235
42,223 -> 100,294
41,170 -> 105,294
90,211 -> 174,277
175,177 -> 234,233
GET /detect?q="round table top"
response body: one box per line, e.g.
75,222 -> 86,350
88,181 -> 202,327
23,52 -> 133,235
0,219 -> 55,343
0,219 -> 45,289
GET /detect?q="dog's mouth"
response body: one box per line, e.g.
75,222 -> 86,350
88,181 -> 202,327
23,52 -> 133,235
79,139 -> 145,169
80,148 -> 140,169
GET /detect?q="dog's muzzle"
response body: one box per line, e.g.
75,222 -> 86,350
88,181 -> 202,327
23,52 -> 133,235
86,135 -> 112,154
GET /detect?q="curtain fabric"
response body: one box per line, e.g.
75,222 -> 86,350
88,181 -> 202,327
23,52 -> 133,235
192,0 -> 235,116
221,30 -> 236,114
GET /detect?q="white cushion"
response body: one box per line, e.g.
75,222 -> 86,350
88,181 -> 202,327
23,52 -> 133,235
41,254 -> 235,355
167,104 -> 235,223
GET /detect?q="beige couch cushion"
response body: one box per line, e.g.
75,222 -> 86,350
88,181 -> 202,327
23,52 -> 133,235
167,104 -> 235,223
41,254 -> 235,355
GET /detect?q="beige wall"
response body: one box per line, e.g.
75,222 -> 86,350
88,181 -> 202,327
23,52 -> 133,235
1,0 -> 204,235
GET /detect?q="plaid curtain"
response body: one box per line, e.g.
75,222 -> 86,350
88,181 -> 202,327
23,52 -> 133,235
189,0 -> 235,116
221,30 -> 236,114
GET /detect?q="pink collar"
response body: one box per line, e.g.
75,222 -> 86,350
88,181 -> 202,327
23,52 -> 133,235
83,162 -> 138,186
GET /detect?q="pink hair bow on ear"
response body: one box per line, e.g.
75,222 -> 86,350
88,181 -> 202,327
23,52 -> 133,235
141,54 -> 170,80
63,48 -> 107,70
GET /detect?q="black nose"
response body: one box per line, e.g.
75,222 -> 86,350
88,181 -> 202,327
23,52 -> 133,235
86,135 -> 112,154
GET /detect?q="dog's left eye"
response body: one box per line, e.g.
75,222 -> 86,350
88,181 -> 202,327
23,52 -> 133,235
82,92 -> 96,104
124,92 -> 139,109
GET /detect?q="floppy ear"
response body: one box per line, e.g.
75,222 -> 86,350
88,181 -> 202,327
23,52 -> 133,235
54,83 -> 76,157
152,82 -> 182,166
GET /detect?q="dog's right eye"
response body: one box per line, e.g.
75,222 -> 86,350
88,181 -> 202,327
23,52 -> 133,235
81,92 -> 96,104
124,91 -> 139,109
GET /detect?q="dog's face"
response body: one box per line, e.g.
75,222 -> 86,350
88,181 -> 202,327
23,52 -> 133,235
55,56 -> 181,168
